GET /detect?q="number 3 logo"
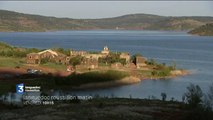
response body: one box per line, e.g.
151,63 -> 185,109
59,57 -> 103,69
16,83 -> 24,94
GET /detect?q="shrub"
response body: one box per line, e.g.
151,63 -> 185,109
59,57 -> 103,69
145,59 -> 156,65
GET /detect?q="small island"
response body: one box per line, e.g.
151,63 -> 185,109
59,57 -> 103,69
0,42 -> 188,94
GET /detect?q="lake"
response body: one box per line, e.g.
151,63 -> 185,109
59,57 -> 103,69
0,30 -> 213,101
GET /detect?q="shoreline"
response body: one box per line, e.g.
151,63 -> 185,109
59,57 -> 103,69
71,76 -> 141,90
0,66 -> 190,91
70,70 -> 190,90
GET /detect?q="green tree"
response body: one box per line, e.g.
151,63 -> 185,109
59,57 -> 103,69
69,56 -> 83,67
184,84 -> 203,109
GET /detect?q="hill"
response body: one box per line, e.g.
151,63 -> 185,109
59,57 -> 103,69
0,10 -> 213,32
188,23 -> 213,36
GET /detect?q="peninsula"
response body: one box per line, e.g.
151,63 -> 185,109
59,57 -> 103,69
0,42 -> 188,94
188,23 -> 213,36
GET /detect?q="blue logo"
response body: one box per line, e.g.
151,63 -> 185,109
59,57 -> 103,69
16,83 -> 24,94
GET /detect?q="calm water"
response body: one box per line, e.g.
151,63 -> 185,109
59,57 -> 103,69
0,30 -> 213,100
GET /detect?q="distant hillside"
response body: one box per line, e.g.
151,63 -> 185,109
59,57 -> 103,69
188,23 -> 213,36
0,10 -> 213,32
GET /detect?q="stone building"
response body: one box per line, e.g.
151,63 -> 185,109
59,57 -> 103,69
26,49 -> 70,65
26,53 -> 40,64
136,56 -> 147,69
84,58 -> 99,69
120,52 -> 131,63
101,46 -> 110,55
76,58 -> 99,70
70,50 -> 87,56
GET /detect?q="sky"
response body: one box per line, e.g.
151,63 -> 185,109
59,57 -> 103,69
0,1 -> 212,19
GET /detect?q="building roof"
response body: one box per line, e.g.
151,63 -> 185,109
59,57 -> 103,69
120,52 -> 130,56
27,53 -> 39,56
38,49 -> 58,56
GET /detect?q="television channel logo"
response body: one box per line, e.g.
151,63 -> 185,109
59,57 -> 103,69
16,83 -> 24,94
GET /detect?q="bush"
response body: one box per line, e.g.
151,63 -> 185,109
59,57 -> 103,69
151,68 -> 170,77
0,42 -> 40,58
145,59 -> 156,65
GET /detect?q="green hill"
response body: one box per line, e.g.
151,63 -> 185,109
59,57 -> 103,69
188,23 -> 213,36
0,10 -> 213,32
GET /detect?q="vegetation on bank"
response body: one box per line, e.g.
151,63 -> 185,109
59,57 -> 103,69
0,42 -> 40,58
0,57 -> 24,67
55,70 -> 129,86
0,70 -> 129,94
188,23 -> 213,36
0,42 -> 72,58
146,59 -> 176,77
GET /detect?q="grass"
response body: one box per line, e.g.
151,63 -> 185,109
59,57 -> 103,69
0,56 -> 24,67
40,62 -> 67,70
138,70 -> 153,77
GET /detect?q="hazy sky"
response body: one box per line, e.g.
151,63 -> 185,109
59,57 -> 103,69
0,1 -> 212,18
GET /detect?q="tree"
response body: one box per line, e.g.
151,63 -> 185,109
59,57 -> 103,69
69,56 -> 83,67
183,84 -> 213,120
205,83 -> 213,110
184,84 -> 203,109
